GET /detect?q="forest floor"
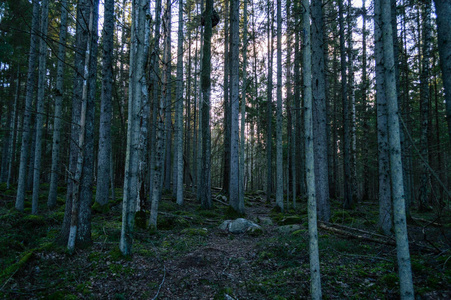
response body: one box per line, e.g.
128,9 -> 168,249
0,183 -> 450,299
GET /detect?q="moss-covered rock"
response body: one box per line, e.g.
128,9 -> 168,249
278,215 -> 302,225
181,227 -> 208,236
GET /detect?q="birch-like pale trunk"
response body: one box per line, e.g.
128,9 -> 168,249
15,0 -> 39,211
175,0 -> 184,206
379,0 -> 415,297
303,0 -> 322,298
275,0 -> 283,211
95,0 -> 115,207
48,0 -> 68,209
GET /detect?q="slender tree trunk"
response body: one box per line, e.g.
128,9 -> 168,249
433,0 -> 451,144
239,0 -> 248,209
15,0 -> 40,211
120,0 -> 149,255
200,0 -> 213,209
380,0 -> 415,296
361,1 -> 369,201
223,0 -> 231,196
150,0 -> 169,228
68,0 -> 99,251
275,0 -> 283,211
339,0 -> 352,209
175,0 -> 184,205
419,0 -> 432,211
229,0 -> 243,214
266,2 -> 274,203
312,0 -> 330,221
375,0 -> 392,235
95,0 -> 115,208
48,0 -> 68,209
163,1 -> 172,193
303,0 -> 322,297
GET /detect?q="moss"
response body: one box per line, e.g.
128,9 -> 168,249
22,214 -> 47,227
248,226 -> 264,237
278,215 -> 302,225
92,201 -> 110,214
225,206 -> 245,219
0,249 -> 34,283
331,209 -> 354,223
109,247 -> 132,261
181,227 -> 208,236
379,273 -> 398,289
291,229 -> 307,236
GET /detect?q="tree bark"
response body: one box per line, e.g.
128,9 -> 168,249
15,0 -> 40,211
175,0 -> 184,205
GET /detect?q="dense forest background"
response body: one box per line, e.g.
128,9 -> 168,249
0,0 -> 450,298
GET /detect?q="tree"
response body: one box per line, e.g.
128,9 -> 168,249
275,0 -> 283,211
311,0 -> 329,221
200,0 -> 213,209
67,0 -> 100,252
229,0 -> 244,214
175,0 -> 184,206
240,0 -> 248,210
120,0 -> 150,255
266,1 -> 274,203
379,0 -> 415,296
95,0 -> 115,208
303,0 -> 322,297
15,0 -> 39,211
433,0 -> 451,145
48,0 -> 69,209
339,0 -> 352,209
375,0 -> 392,235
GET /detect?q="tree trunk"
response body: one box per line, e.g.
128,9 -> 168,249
375,0 -> 392,235
312,0 -> 330,221
380,0 -> 415,297
15,0 -> 39,211
339,0 -> 352,209
433,0 -> 451,145
275,0 -> 283,211
200,0 -> 213,210
175,0 -> 184,205
223,0 -> 231,196
266,1 -> 274,203
303,0 -> 322,298
95,0 -> 115,208
48,0 -> 68,209
120,0 -> 149,255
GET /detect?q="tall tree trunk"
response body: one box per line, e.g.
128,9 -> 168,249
15,0 -> 40,211
380,0 -> 415,296
120,0 -> 150,255
200,0 -> 213,209
360,0 -> 369,201
163,1 -> 172,193
419,0 -> 432,211
266,1 -> 274,203
48,0 -> 69,209
239,0 -> 248,209
303,0 -> 322,297
95,0 -> 115,208
68,0 -> 99,252
375,0 -> 392,235
150,0 -> 169,228
230,0 -> 243,214
275,0 -> 283,211
175,0 -> 184,205
312,0 -> 330,221
433,0 -> 451,144
59,0 -> 90,244
223,0 -> 231,196
339,0 -> 352,209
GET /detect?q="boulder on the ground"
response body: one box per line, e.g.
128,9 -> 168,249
219,218 -> 262,234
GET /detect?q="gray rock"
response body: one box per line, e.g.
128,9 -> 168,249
277,224 -> 301,234
219,218 -> 262,234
